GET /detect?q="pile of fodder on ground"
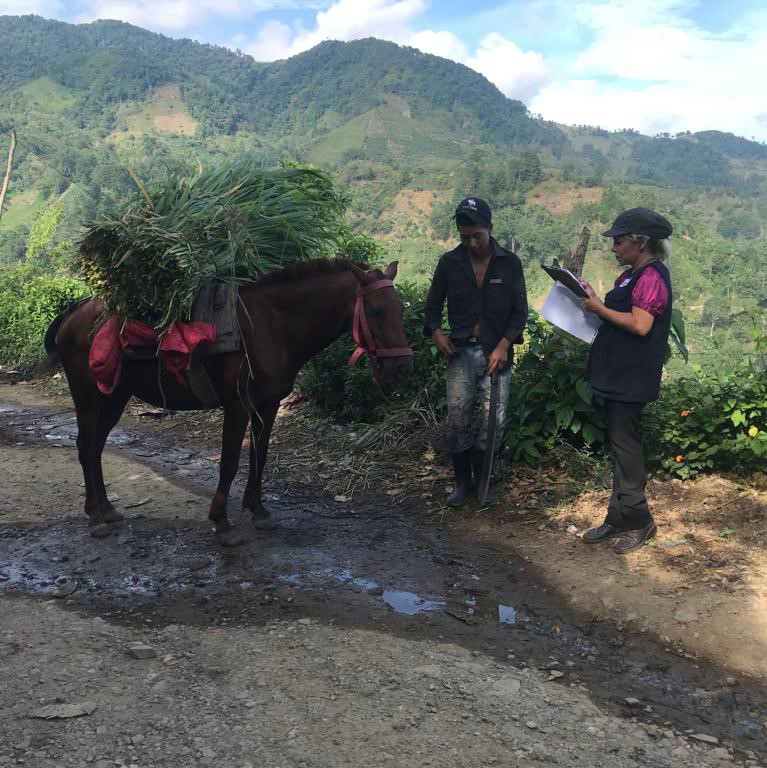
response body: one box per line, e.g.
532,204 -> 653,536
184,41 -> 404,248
74,162 -> 347,328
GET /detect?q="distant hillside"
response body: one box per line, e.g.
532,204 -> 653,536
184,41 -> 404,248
0,16 -> 563,154
2,15 -> 766,190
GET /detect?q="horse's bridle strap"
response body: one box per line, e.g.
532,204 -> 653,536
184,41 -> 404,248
348,277 -> 413,378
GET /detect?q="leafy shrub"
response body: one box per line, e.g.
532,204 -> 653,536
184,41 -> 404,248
505,312 -> 607,462
0,268 -> 88,366
645,363 -> 767,478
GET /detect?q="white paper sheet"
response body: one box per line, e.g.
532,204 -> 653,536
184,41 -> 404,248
540,283 -> 603,344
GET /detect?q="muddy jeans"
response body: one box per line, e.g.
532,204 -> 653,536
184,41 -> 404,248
446,344 -> 512,454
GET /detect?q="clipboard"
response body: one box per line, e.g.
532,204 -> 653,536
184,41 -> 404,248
540,284 -> 602,344
540,264 -> 589,298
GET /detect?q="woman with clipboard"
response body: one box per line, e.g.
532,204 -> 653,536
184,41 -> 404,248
578,208 -> 673,554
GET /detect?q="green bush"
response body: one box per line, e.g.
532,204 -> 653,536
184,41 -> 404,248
505,312 -> 607,462
0,268 -> 88,366
645,363 -> 767,478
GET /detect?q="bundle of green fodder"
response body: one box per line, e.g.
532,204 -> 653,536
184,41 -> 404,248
74,161 -> 347,328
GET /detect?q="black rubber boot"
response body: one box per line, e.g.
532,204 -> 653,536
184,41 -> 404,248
446,451 -> 472,506
471,449 -> 497,505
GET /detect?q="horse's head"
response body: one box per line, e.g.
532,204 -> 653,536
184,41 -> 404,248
348,261 -> 414,393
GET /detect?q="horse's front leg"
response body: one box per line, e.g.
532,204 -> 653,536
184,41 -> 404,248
209,400 -> 250,545
242,400 -> 280,530
93,390 -> 131,525
74,400 -> 109,538
72,389 -> 131,538
70,396 -> 105,537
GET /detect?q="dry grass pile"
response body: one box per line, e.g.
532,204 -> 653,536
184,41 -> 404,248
268,391 -> 444,501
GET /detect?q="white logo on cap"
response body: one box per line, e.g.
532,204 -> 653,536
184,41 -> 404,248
466,199 -> 478,210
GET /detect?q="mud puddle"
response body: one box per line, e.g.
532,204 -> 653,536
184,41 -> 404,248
1,399 -> 766,758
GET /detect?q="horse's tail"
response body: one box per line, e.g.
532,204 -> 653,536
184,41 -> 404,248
37,297 -> 91,374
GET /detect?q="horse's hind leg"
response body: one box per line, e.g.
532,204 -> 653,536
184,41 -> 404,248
209,400 -> 250,544
242,400 -> 280,529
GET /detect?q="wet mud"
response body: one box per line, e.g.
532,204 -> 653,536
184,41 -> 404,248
1,397 -> 766,760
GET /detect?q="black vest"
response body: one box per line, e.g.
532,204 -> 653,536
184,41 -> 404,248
586,260 -> 672,404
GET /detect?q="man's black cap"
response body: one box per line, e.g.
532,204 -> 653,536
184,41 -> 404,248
454,197 -> 492,227
602,207 -> 673,239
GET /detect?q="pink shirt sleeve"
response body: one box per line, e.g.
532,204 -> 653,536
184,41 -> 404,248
631,268 -> 668,316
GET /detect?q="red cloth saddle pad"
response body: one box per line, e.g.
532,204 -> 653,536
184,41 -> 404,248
89,316 -> 216,395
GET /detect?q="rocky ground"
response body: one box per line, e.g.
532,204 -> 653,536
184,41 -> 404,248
1,378 -> 767,767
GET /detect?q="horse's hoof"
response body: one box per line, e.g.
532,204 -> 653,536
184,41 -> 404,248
104,510 -> 125,525
89,522 -> 110,539
216,529 -> 246,548
252,516 -> 275,531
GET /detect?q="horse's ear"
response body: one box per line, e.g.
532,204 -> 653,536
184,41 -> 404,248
384,261 -> 398,281
348,263 -> 369,285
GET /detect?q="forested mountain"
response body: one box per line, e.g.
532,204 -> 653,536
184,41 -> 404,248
0,15 -> 561,149
2,14 -> 766,188
1,14 -> 766,371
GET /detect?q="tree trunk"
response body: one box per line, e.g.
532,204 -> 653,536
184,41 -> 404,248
0,129 -> 16,221
562,226 -> 591,276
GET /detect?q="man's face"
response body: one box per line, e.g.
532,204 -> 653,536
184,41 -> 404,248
458,223 -> 493,258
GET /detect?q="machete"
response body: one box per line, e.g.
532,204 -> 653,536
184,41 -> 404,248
477,368 -> 500,505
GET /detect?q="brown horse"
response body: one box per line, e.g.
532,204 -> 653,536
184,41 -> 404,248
44,259 -> 413,545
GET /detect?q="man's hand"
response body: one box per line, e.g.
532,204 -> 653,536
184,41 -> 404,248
487,344 -> 508,374
432,329 -> 456,358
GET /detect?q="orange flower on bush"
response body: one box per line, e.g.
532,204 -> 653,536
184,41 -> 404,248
675,455 -> 684,463
680,410 -> 690,417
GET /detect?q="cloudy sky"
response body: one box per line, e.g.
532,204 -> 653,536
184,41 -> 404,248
3,0 -> 766,142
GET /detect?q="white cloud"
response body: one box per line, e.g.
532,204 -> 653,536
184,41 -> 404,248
0,0 -> 63,13
406,29 -> 467,62
530,0 -> 767,140
72,1 -> 307,33
466,32 -> 549,103
74,1 -> 227,31
248,19 -> 295,61
247,0 -> 427,58
572,0 -> 731,82
310,0 -> 427,41
530,52 -> 767,141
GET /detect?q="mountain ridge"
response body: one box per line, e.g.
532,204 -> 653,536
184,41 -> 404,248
2,15 -> 765,172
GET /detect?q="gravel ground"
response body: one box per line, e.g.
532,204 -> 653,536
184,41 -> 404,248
1,383 -> 765,767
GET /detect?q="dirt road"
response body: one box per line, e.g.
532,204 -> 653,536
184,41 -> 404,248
1,381 -> 766,767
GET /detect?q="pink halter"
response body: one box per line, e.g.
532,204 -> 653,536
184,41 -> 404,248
347,277 -> 413,382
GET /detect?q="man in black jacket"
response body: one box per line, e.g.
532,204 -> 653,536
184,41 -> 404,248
424,197 -> 528,505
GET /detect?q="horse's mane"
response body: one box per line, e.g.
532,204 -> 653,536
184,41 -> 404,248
255,258 -> 369,287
